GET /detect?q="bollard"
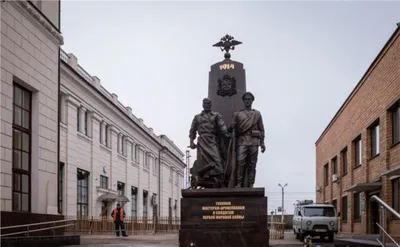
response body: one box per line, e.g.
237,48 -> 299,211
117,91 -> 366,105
303,235 -> 312,247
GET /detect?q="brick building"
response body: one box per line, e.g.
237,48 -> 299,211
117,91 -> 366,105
315,23 -> 400,236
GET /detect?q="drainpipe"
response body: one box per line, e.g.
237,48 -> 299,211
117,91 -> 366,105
158,146 -> 167,217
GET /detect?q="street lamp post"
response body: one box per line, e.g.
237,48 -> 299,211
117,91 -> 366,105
278,183 -> 288,224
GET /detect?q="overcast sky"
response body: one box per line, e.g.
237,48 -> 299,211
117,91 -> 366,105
60,1 -> 399,214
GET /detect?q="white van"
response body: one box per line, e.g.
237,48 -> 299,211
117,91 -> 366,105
292,203 -> 338,242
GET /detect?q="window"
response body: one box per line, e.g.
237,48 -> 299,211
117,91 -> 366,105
58,162 -> 64,214
99,122 -> 103,144
353,136 -> 362,167
353,192 -> 362,221
131,187 -> 137,217
12,84 -> 31,212
77,169 -> 89,217
341,147 -> 348,176
117,135 -> 121,154
100,175 -> 108,189
131,145 -> 134,161
332,157 -> 337,175
117,182 -> 125,196
143,190 -> 148,217
303,206 -> 335,217
84,111 -> 89,136
392,178 -> 400,212
370,122 -> 380,157
152,193 -> 157,217
341,196 -> 348,222
105,124 -> 109,147
144,153 -> 149,169
174,199 -> 178,216
168,198 -> 172,217
324,163 -> 329,186
134,145 -> 138,161
391,101 -> 400,145
77,107 -> 80,131
121,136 -> 126,156
152,157 -> 158,174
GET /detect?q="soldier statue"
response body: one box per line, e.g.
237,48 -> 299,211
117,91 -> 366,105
189,98 -> 230,188
229,92 -> 266,188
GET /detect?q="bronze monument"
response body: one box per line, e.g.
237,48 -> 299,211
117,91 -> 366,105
180,34 -> 269,247
188,35 -> 266,189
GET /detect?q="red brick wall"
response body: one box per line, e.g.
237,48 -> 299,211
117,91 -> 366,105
316,27 -> 400,236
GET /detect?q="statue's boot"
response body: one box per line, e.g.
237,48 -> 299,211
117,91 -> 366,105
247,167 -> 256,188
235,165 -> 244,188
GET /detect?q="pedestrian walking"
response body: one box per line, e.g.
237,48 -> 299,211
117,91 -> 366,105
111,203 -> 128,237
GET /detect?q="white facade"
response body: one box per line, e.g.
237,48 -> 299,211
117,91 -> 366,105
59,50 -> 185,218
0,1 -> 62,214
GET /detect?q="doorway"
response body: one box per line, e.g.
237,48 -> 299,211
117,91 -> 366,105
101,201 -> 108,218
370,197 -> 380,234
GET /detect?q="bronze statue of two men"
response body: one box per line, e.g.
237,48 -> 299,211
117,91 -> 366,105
188,92 -> 265,189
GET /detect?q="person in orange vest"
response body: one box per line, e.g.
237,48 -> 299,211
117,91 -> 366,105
111,203 -> 128,237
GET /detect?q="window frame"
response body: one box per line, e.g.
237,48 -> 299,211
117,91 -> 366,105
100,175 -> 108,189
324,163 -> 329,186
143,190 -> 148,217
369,120 -> 380,158
390,101 -> 400,145
341,147 -> 348,176
84,110 -> 89,136
353,135 -> 362,168
12,84 -> 32,213
131,187 -> 137,217
117,181 -> 125,196
332,156 -> 338,175
77,107 -> 80,131
168,198 -> 172,217
105,124 -> 109,147
77,168 -> 89,217
353,192 -> 362,222
392,178 -> 400,213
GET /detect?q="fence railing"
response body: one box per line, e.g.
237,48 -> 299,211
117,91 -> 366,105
0,219 -> 77,237
268,222 -> 285,239
64,216 -> 180,235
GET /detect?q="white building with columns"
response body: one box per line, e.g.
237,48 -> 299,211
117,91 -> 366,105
1,0 -> 63,218
59,50 -> 185,218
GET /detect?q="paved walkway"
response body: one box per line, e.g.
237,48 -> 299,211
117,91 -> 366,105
67,232 -> 334,247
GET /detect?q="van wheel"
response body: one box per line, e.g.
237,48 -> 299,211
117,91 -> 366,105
299,233 -> 304,242
328,232 -> 334,243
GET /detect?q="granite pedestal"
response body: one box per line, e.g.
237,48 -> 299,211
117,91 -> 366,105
179,188 -> 269,247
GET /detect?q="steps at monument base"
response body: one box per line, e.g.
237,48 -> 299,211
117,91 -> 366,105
0,235 -> 80,247
334,234 -> 400,247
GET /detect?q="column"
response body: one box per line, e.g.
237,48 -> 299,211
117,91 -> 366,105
91,112 -> 102,216
60,94 -> 67,124
65,95 -> 81,216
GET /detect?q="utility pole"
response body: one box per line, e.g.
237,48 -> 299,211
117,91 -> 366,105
278,183 -> 288,224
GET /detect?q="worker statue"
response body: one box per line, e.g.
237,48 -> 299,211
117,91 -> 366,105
228,92 -> 266,188
188,98 -> 230,188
